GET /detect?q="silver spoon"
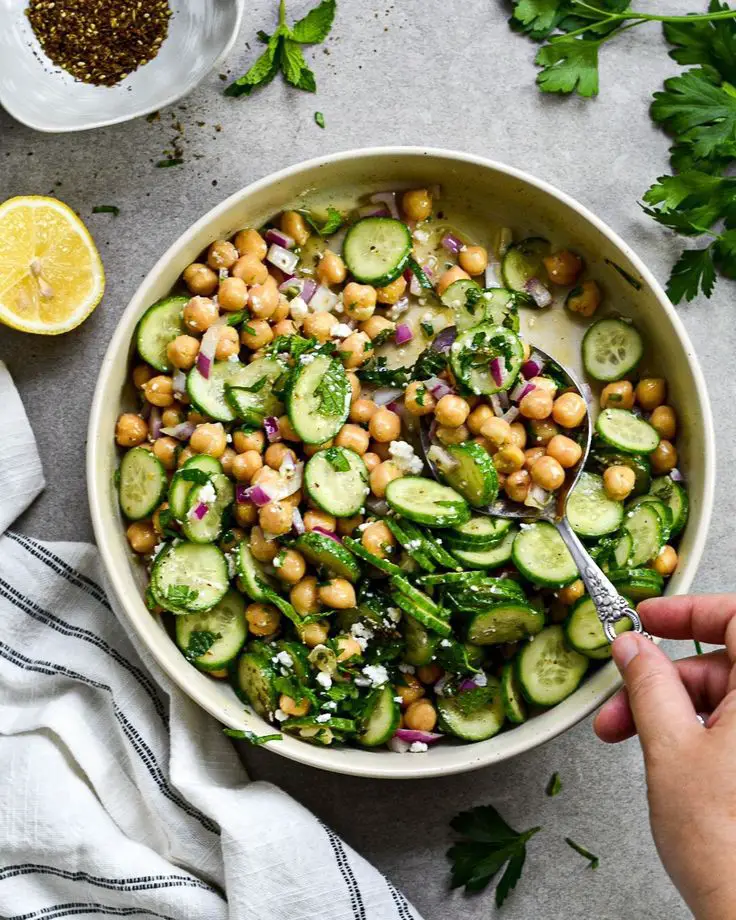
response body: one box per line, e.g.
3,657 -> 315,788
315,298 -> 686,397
419,340 -> 645,643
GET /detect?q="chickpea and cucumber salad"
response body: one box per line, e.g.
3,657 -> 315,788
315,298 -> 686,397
115,185 -> 688,752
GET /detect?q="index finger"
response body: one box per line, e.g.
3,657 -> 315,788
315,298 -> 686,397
638,594 -> 736,649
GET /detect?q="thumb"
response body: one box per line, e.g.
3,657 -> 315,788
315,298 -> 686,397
612,632 -> 700,757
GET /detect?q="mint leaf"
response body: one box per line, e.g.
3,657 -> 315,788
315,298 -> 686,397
291,0 -> 336,43
224,33 -> 283,97
165,584 -> 199,607
299,206 -> 345,237
179,468 -> 210,484
313,360 -> 349,417
315,111 -> 326,129
323,447 -> 350,472
281,39 -> 317,91
183,630 -> 221,662
546,772 -> 563,796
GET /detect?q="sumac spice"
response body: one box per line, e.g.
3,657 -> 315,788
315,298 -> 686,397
26,0 -> 172,87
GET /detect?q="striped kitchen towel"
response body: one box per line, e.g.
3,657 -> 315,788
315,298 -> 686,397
0,361 -> 421,920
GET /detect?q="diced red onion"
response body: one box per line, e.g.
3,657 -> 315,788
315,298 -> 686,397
489,394 -> 505,417
301,279 -> 318,304
580,382 -> 593,405
140,401 -> 151,420
161,421 -> 196,440
265,228 -> 295,249
524,278 -> 552,308
433,674 -> 449,696
670,468 -> 685,483
196,352 -> 212,379
369,192 -> 399,220
395,323 -> 413,345
502,406 -> 520,424
525,483 -> 552,509
459,678 -> 480,692
149,407 -> 163,440
263,416 -> 281,443
426,377 -> 453,400
521,359 -> 541,379
358,204 -> 390,219
268,461 -> 304,500
291,506 -> 305,535
427,444 -> 459,471
245,484 -> 272,507
428,183 -> 442,201
441,233 -> 463,254
409,274 -> 423,297
279,452 -> 296,476
309,285 -> 338,312
267,243 -> 299,275
197,320 -> 226,380
313,526 -> 341,543
172,370 -> 187,396
511,380 -> 535,403
373,387 -> 405,406
386,401 -> 403,415
279,276 -> 303,295
432,327 -> 457,353
490,357 -> 504,388
365,495 -> 389,516
497,390 -> 510,409
484,263 -> 501,288
192,502 -> 208,521
235,484 -> 250,505
393,729 -> 442,744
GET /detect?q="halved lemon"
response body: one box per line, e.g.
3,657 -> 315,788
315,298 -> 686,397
0,196 -> 105,335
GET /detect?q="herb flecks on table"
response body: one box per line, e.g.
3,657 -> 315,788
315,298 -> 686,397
225,0 -> 336,98
565,837 -> 600,869
26,0 -> 171,87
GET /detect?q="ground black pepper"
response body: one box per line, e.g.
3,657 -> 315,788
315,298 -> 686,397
26,0 -> 172,87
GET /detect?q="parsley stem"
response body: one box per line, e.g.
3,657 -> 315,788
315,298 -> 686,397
553,17 -> 643,42
279,0 -> 287,26
572,0 -> 736,23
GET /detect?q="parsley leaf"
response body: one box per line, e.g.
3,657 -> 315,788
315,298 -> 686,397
411,346 -> 447,381
535,36 -> 601,96
642,171 -> 736,229
224,728 -> 283,745
183,630 -> 222,662
179,468 -> 210,485
665,0 -> 736,84
546,772 -> 563,796
323,447 -> 351,472
565,837 -> 600,869
357,356 -> 410,387
666,244 -> 718,301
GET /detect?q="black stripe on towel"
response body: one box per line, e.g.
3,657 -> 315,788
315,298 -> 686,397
8,902 -> 177,920
0,864 -> 218,895
386,879 -> 414,920
319,821 -> 366,920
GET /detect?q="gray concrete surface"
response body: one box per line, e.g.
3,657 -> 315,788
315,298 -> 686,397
2,0 -> 734,915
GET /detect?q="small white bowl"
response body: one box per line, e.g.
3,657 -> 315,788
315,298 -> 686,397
88,147 -> 715,779
0,0 -> 244,133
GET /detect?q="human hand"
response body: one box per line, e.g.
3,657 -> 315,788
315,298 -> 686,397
594,595 -> 736,920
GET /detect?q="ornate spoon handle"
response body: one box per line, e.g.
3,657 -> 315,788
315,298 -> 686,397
556,517 -> 646,642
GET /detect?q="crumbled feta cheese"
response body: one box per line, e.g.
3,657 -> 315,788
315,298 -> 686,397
289,296 -> 309,321
361,664 -> 389,688
474,671 -> 488,687
274,709 -> 288,722
387,299 -> 410,320
151,542 -> 166,561
386,607 -> 401,624
225,552 -> 237,579
409,741 -> 428,753
388,737 -> 411,754
398,663 -> 415,674
439,639 -> 452,648
225,433 -> 233,443
227,354 -> 239,364
412,228 -> 429,243
218,268 -> 229,280
299,353 -> 317,365
389,440 -> 424,475
197,481 -> 217,505
394,696 -> 404,703
315,713 -> 332,723
273,554 -> 283,568
272,650 -> 293,670
421,311 -> 434,323
321,700 -> 337,711
350,621 -> 374,651
315,671 -> 332,690
330,322 -> 353,339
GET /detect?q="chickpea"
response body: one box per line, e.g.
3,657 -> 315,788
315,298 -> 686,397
234,228 -> 267,260
559,579 -> 585,605
303,439 -> 333,458
337,513 -> 364,536
249,276 -> 279,319
166,335 -> 199,371
350,397 -> 378,424
132,364 -> 154,389
528,376 -> 557,398
317,250 -> 347,286
437,265 -> 470,295
233,502 -> 258,527
218,276 -> 249,312
347,372 -> 361,402
543,249 -> 583,286
528,418 -> 559,445
368,407 -> 401,443
126,520 -> 157,554
402,188 -> 433,221
115,413 -> 148,447
240,318 -> 273,350
152,436 -> 179,470
334,423 -> 369,455
371,439 -> 393,461
435,394 -> 470,428
232,255 -> 268,285
401,381 -> 434,417
519,389 -> 554,420
567,279 -> 601,317
265,443 -> 297,471
546,434 -> 583,469
290,576 -> 321,616
362,452 -> 381,472
396,674 -> 425,707
531,455 -> 565,490
636,378 -> 667,411
338,332 -> 370,369
258,501 -> 292,536
336,635 -> 363,663
233,428 -> 265,453
183,262 -> 218,296
190,423 -> 227,458
220,447 -> 237,477
304,509 -> 337,533
505,469 -> 531,503
480,417 -> 512,448
278,415 -> 300,442
341,282 -> 376,322
494,444 -> 526,474
467,404 -> 493,435
177,446 -> 194,467
183,296 -> 219,334
362,521 -> 396,559
524,446 -> 546,469
250,525 -> 279,563
459,245 -> 489,277
187,410 -> 208,426
207,240 -> 239,271
215,326 -> 240,360
375,275 -> 407,305
161,405 -> 185,427
600,380 -> 635,410
649,405 -> 677,441
281,210 -> 310,247
275,549 -> 306,585
654,545 -> 678,577
272,296 -> 291,323
360,315 -> 395,341
220,527 -> 246,553
279,693 -> 310,717
302,310 -> 336,343
552,392 -> 587,429
370,460 -> 403,498
508,422 -> 527,450
246,602 -> 281,636
302,621 -> 329,648
651,439 -> 677,474
436,424 -> 470,446
272,319 -> 298,338
417,663 -> 443,685
404,698 -> 437,732
142,375 -> 175,408
603,464 -> 636,501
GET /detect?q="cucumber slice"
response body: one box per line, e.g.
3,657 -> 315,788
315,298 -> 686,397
385,476 -> 470,527
390,589 -> 452,638
391,575 -> 446,617
596,408 -> 660,455
436,441 -> 499,508
441,279 -> 485,331
342,217 -> 413,286
466,603 -> 545,645
437,677 -> 505,741
564,595 -> 632,660
609,568 -> 664,600
444,577 -> 526,612
613,531 -> 633,568
450,526 -> 518,569
624,502 -> 664,565
386,519 -> 436,572
566,471 -> 624,538
483,288 -> 528,328
445,516 -> 511,550
501,237 -> 550,293
135,296 -> 187,373
118,446 -> 167,521
181,473 -> 235,544
402,614 -> 440,666
512,522 -> 578,588
286,354 -> 351,445
224,356 -> 286,426
414,526 -> 464,569
175,589 -> 247,670
501,661 -> 527,724
358,684 -> 400,747
151,542 -> 229,614
188,359 -> 273,423
582,317 -> 643,382
341,536 -> 404,576
450,323 -> 524,395
304,447 -> 369,517
417,570 -> 488,586
589,446 -> 651,497
235,542 -> 276,601
295,531 -> 361,582
234,648 -> 278,719
517,625 -> 589,706
650,476 -> 689,536
168,455 -> 223,521
626,495 -> 673,543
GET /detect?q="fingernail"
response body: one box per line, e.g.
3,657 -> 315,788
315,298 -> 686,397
612,633 -> 640,671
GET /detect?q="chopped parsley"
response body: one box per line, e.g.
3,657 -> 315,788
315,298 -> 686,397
92,205 -> 120,216
357,356 -> 410,387
546,772 -> 563,797
565,837 -> 600,870
165,584 -> 199,607
182,630 -> 221,662
234,375 -> 268,393
323,447 -> 351,471
179,468 -> 210,485
411,346 -> 447,381
155,158 -> 183,168
299,205 -> 344,237
314,111 -> 326,129
420,321 -> 435,338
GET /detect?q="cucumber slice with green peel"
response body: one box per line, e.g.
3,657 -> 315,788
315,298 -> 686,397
151,542 -> 229,614
385,519 -> 436,572
174,589 -> 247,671
286,354 -> 351,445
341,537 -> 404,575
589,446 -> 651,497
385,476 -> 470,527
235,542 -> 276,601
516,625 -> 589,706
390,590 -> 452,637
596,408 -> 660,455
502,237 -> 551,293
450,526 -> 518,569
613,531 -> 633,568
304,447 -> 369,517
357,684 -> 400,747
168,455 -> 223,521
623,502 -> 665,565
402,614 -> 440,666
436,441 -> 499,507
118,446 -> 167,522
223,356 -> 287,426
413,526 -> 463,570
626,495 -> 673,543
483,288 -> 529,328
582,317 -> 643,382
343,217 -> 413,286
564,595 -> 633,660
450,323 -> 525,395
416,571 -> 488,586
440,279 -> 486,331
187,359 -> 275,423
446,516 -> 512,550
512,522 -> 578,588
234,649 -> 279,719
501,661 -> 528,724
391,575 -> 446,617
466,602 -> 545,645
609,568 -> 664,600
295,531 -> 361,582
650,476 -> 689,536
437,678 -> 505,741
566,471 -> 624,538
135,295 -> 188,373
181,473 -> 235,544
444,578 -> 526,612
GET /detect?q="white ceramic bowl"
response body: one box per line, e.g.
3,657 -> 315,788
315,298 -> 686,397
88,147 -> 715,779
0,0 -> 244,132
